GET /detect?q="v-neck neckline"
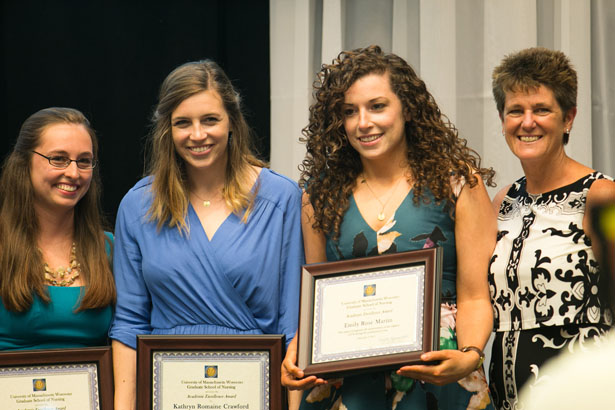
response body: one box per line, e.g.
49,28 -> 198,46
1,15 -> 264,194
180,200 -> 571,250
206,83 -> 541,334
189,168 -> 264,242
351,187 -> 413,233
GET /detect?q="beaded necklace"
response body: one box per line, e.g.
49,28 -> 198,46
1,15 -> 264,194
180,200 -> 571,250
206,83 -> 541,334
44,242 -> 81,286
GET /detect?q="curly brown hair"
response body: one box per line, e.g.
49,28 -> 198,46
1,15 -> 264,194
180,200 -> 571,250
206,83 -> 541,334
300,45 -> 495,240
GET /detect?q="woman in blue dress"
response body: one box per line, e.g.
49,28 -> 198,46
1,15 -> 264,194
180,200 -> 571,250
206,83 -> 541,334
110,60 -> 304,408
0,107 -> 115,350
282,46 -> 497,409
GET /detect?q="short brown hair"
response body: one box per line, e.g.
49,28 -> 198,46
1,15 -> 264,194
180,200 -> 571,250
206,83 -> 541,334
492,47 -> 577,127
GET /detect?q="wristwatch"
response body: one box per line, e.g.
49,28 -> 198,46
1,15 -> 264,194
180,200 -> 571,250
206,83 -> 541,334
460,345 -> 485,371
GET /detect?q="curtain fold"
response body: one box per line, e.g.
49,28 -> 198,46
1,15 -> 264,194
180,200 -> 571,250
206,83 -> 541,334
592,0 -> 615,177
270,0 -> 615,185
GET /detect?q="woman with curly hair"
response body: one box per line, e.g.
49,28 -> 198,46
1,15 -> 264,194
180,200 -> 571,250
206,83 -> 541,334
282,45 -> 497,409
110,60 -> 303,408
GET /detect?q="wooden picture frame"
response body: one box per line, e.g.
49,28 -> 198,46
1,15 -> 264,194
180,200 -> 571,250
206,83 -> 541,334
297,247 -> 443,379
137,335 -> 284,410
0,346 -> 113,410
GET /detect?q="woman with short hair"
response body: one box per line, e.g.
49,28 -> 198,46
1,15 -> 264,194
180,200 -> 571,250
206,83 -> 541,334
488,47 -> 615,409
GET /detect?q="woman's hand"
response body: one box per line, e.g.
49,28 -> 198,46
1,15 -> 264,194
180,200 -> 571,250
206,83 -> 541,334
281,335 -> 327,390
396,348 -> 480,386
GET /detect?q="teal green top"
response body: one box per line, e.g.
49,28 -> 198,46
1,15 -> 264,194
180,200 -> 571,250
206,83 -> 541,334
0,232 -> 114,351
325,190 -> 457,299
0,287 -> 112,350
299,190 -> 495,410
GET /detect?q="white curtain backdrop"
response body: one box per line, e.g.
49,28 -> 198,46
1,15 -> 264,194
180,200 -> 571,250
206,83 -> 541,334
269,0 -> 615,197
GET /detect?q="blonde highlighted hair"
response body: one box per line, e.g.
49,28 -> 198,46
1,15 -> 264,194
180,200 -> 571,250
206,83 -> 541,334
147,60 -> 265,232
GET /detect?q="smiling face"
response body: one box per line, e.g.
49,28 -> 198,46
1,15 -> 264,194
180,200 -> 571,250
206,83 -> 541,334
30,123 -> 94,214
342,73 -> 409,163
502,84 -> 576,165
171,89 -> 231,176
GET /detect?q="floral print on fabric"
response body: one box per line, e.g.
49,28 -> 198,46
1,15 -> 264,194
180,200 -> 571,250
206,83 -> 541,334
489,323 -> 610,410
301,192 -> 493,410
301,302 -> 493,410
489,172 -> 614,331
489,172 -> 614,409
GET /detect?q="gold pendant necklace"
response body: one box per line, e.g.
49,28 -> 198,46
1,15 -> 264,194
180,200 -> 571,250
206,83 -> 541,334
44,242 -> 81,286
361,174 -> 406,221
192,191 -> 216,208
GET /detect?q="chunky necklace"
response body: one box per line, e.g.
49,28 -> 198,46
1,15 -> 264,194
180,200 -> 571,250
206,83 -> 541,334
361,174 -> 405,221
44,243 -> 81,286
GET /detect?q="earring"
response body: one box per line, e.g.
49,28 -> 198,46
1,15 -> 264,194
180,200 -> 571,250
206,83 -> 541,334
228,131 -> 233,144
563,128 -> 571,144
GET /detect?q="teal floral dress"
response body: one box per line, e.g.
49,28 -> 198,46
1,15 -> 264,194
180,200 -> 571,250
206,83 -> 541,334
299,190 -> 493,410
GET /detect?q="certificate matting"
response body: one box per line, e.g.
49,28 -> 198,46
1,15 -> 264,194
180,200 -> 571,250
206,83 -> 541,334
313,265 -> 424,363
137,335 -> 284,410
298,247 -> 443,378
0,346 -> 113,410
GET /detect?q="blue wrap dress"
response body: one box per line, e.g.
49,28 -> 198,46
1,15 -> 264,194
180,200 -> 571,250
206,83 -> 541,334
109,168 -> 304,349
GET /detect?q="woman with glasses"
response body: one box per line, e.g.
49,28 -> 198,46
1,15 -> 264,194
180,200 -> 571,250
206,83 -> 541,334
109,60 -> 303,408
0,107 -> 115,350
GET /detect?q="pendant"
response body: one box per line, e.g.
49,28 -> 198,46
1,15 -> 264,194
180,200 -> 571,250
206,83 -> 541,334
377,212 -> 385,221
203,200 -> 211,207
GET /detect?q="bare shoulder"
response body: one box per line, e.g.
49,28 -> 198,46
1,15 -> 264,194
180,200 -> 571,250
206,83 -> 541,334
301,190 -> 313,210
300,191 -> 327,264
456,173 -> 496,227
492,184 -> 512,214
456,172 -> 487,197
456,173 -> 494,209
300,190 -> 318,232
587,177 -> 615,205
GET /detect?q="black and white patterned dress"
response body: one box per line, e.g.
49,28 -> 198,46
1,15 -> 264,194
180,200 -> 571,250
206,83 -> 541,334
488,172 -> 613,410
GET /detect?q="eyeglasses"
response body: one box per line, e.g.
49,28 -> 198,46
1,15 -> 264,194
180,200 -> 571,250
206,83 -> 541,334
32,151 -> 97,169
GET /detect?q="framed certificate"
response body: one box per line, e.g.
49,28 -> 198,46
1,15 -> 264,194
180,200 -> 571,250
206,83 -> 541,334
137,335 -> 284,410
297,247 -> 443,378
0,346 -> 113,410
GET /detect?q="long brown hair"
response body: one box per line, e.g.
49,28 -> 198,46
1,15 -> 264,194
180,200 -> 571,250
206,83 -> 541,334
147,60 -> 265,232
300,45 -> 495,240
0,107 -> 115,312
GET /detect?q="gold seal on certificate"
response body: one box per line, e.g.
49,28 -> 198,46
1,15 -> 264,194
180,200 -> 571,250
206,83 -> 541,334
297,247 -> 443,378
0,347 -> 113,410
137,335 -> 284,410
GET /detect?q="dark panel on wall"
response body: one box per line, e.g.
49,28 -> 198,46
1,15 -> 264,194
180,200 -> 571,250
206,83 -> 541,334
0,0 -> 270,226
